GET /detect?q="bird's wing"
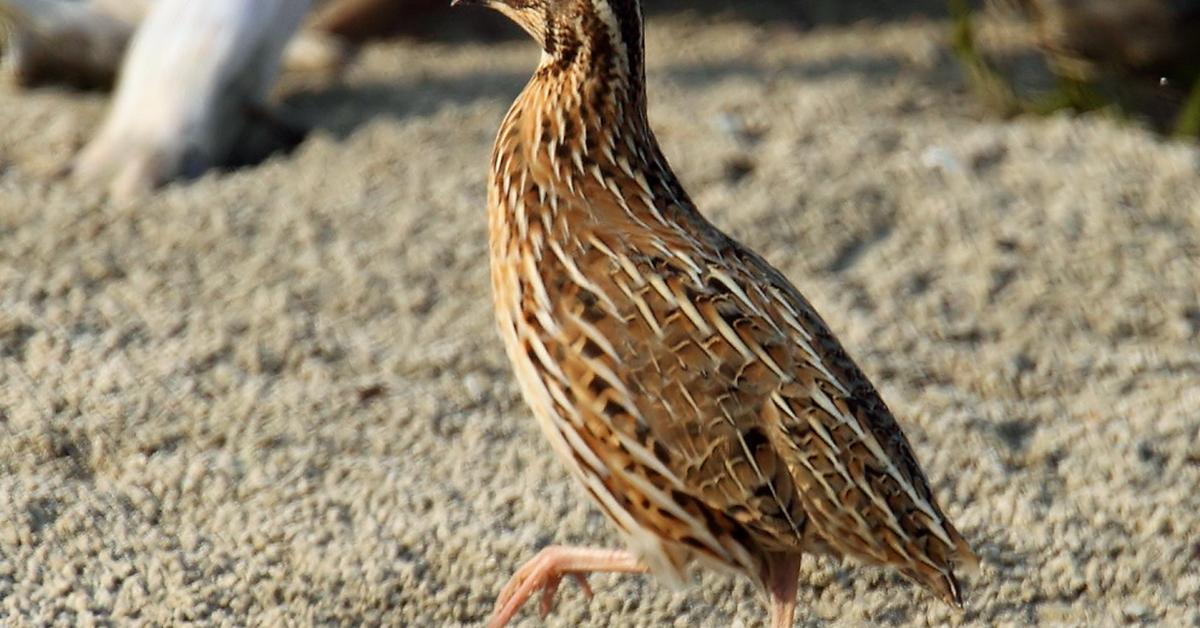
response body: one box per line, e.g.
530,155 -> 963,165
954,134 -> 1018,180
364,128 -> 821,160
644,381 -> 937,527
528,216 -> 810,577
532,185 -> 975,600
724,238 -> 980,605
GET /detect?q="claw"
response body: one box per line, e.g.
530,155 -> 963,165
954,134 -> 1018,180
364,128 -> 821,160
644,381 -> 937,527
535,571 -> 593,617
572,573 -> 594,598
537,574 -> 560,618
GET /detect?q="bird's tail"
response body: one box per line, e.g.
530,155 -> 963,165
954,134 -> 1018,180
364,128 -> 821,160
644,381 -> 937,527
906,520 -> 980,608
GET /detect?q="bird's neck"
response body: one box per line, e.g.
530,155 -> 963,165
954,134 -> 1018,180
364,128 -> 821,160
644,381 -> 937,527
492,46 -> 688,221
529,35 -> 649,149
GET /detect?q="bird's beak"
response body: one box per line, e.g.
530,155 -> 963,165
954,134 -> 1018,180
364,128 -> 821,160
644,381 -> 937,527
451,0 -> 485,6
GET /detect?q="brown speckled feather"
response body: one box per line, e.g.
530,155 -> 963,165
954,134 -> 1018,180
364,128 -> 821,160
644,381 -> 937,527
480,0 -> 977,619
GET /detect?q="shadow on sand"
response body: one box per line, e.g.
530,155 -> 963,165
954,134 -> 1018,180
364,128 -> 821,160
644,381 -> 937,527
338,0 -> 957,42
281,47 -> 964,141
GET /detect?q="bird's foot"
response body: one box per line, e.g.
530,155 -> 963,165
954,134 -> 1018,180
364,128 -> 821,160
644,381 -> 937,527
488,546 -> 645,628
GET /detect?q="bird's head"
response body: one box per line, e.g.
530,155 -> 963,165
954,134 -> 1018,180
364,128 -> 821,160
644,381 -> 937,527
452,0 -> 643,76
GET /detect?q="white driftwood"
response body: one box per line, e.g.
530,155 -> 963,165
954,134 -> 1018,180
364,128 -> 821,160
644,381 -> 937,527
70,0 -> 312,200
1,0 -> 365,89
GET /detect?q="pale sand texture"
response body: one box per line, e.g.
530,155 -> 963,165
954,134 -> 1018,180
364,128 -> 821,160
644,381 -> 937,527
1,9 -> 1199,627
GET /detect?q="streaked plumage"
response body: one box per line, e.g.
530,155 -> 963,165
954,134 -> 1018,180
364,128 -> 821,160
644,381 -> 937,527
467,1 -> 979,625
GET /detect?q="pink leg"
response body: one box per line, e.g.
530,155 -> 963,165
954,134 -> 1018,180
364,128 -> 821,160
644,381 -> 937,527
766,554 -> 801,628
488,546 -> 647,628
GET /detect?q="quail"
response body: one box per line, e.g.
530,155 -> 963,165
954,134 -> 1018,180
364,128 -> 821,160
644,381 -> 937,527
461,1 -> 979,625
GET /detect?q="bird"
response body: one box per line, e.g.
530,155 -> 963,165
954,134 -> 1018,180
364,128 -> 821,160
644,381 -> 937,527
458,1 -> 980,626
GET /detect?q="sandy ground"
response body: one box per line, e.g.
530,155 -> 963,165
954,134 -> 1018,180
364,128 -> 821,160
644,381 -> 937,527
1,6 -> 1199,627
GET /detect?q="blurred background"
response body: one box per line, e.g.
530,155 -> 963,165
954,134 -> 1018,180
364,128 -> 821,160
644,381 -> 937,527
0,0 -> 1197,625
